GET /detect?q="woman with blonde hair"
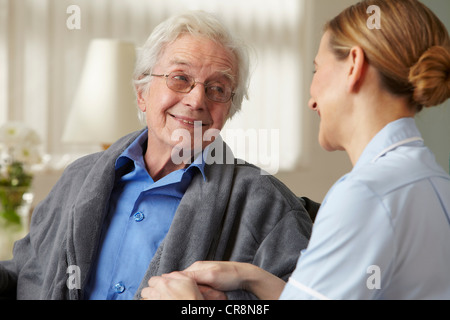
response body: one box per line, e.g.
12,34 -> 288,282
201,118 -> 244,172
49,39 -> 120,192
141,0 -> 450,300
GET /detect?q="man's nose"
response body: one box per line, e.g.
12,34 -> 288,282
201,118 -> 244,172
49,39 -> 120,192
184,82 -> 207,110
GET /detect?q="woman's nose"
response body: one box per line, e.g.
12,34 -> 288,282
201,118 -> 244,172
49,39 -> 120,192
308,97 -> 317,111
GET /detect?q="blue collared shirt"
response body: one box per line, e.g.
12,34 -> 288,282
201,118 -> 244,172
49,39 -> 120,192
84,130 -> 206,300
280,118 -> 450,300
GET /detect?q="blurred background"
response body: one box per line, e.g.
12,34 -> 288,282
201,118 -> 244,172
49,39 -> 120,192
0,0 -> 449,210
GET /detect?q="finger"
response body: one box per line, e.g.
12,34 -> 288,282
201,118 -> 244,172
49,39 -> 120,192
198,285 -> 227,300
182,261 -> 247,292
161,271 -> 192,280
184,261 -> 210,272
147,276 -> 164,288
182,268 -> 220,287
141,287 -> 161,300
145,274 -> 205,300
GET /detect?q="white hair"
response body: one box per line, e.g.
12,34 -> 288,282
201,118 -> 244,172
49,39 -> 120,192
133,10 -> 251,124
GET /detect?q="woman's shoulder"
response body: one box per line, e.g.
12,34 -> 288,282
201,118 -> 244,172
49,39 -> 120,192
350,145 -> 449,196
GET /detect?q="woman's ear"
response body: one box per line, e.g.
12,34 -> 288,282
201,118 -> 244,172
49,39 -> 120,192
346,46 -> 366,93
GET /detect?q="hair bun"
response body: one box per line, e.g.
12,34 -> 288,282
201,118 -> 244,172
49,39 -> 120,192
409,46 -> 450,108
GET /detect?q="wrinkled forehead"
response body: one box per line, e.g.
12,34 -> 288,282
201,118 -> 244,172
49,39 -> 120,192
156,34 -> 237,82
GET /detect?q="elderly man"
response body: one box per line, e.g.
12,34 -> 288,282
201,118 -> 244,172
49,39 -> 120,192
0,11 -> 313,300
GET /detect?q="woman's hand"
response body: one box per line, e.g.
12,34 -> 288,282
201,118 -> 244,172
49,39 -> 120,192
182,261 -> 286,300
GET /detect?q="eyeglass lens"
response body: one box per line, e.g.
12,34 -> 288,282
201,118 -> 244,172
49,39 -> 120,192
166,72 -> 233,103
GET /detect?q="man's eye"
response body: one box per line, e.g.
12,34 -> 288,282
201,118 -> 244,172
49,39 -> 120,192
173,74 -> 190,82
208,85 -> 225,94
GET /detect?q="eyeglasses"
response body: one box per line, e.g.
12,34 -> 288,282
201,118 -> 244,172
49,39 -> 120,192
148,72 -> 235,103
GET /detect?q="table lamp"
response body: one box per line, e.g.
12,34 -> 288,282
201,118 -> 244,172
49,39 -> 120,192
62,39 -> 141,149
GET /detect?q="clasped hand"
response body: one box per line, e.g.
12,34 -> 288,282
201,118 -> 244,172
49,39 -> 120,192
140,261 -> 285,300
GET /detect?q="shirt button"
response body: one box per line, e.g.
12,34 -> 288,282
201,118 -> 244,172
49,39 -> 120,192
134,211 -> 145,222
113,282 -> 125,294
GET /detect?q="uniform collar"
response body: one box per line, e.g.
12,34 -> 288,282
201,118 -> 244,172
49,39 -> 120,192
354,117 -> 424,170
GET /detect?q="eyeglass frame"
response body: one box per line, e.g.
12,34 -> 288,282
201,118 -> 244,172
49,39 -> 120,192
144,72 -> 235,103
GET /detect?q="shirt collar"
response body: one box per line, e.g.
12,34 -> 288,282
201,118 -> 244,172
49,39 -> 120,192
187,148 -> 207,181
115,129 -> 207,181
115,130 -> 148,171
354,117 -> 424,170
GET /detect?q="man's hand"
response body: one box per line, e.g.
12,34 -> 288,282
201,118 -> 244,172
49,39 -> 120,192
141,271 -> 226,300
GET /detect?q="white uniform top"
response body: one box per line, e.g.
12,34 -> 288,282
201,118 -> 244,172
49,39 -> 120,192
280,118 -> 450,300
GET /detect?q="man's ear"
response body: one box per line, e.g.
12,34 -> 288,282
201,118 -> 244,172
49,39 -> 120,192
346,46 -> 366,93
135,84 -> 147,112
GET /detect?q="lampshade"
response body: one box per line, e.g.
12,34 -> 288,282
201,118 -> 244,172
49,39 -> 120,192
62,39 -> 141,147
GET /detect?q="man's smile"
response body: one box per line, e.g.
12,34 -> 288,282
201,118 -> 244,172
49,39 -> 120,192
168,113 -> 210,127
